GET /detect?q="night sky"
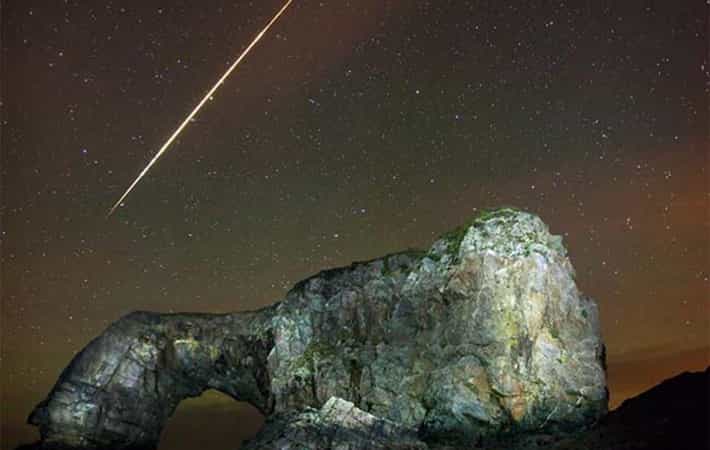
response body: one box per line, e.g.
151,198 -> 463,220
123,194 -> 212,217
1,1 -> 708,448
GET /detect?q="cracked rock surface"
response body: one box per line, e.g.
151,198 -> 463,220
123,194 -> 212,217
23,208 -> 608,449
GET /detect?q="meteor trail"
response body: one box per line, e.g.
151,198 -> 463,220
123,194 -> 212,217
107,0 -> 294,217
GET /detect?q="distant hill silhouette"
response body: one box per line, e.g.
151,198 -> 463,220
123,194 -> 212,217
597,367 -> 710,450
607,346 -> 710,408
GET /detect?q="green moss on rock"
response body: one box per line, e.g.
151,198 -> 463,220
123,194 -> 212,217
292,340 -> 339,373
436,207 -> 524,255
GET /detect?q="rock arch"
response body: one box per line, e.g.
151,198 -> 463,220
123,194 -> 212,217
28,311 -> 275,449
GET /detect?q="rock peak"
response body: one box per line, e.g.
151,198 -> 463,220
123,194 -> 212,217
430,207 -> 565,260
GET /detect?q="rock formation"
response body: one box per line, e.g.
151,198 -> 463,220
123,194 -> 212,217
23,208 -> 608,449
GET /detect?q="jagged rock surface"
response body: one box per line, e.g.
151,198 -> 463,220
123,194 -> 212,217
24,208 -> 608,450
26,311 -> 276,449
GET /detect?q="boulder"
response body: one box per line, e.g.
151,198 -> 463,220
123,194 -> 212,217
23,208 -> 608,449
242,396 -> 428,449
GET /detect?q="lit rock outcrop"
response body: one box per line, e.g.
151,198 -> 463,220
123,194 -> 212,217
242,396 -> 428,450
24,208 -> 608,449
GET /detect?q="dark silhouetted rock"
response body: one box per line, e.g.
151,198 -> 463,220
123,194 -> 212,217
22,208 -> 608,449
579,367 -> 710,450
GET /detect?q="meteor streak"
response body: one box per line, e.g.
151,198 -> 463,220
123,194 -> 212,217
107,0 -> 294,217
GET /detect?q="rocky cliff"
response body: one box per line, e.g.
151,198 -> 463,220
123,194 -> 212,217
23,208 -> 608,449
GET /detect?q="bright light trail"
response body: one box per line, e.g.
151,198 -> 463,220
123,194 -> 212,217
108,0 -> 294,217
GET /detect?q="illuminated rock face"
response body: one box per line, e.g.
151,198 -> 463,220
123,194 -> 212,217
242,397 -> 428,450
25,209 -> 607,450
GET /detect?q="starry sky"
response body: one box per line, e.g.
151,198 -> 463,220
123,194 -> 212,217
1,0 -> 708,448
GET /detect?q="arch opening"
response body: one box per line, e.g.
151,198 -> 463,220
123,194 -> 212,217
159,389 -> 265,450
